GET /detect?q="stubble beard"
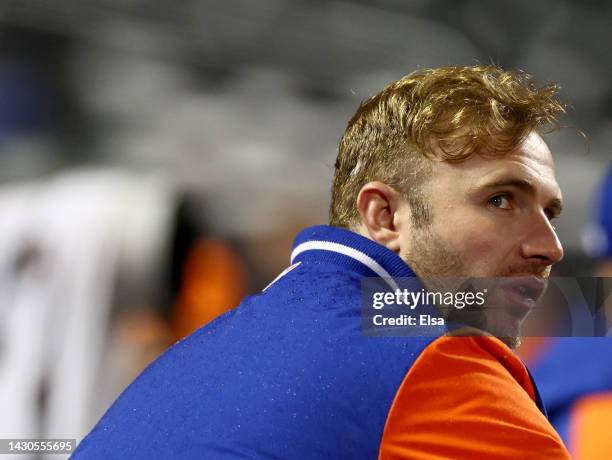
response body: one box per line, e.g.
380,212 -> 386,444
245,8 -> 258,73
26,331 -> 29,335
401,225 -> 525,350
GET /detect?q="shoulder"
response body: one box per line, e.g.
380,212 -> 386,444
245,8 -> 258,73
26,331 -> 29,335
379,335 -> 570,459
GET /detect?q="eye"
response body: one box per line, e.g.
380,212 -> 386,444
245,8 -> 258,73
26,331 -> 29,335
488,194 -> 512,210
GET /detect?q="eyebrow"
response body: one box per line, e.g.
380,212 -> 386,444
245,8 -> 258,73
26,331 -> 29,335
478,177 -> 564,218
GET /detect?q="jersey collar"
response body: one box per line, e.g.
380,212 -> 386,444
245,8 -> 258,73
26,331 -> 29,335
291,225 -> 416,285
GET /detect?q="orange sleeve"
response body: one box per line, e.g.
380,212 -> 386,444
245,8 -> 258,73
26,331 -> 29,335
379,335 -> 571,460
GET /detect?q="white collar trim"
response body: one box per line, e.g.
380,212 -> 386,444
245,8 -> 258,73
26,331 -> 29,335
290,240 -> 398,290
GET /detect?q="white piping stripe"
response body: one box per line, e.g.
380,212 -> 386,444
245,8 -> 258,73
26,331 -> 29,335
262,261 -> 301,292
290,240 -> 399,291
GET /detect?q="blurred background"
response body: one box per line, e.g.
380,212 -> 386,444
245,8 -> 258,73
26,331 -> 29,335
0,0 -> 610,456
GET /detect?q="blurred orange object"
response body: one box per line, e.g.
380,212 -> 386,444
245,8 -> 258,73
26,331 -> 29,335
171,237 -> 248,340
569,392 -> 612,460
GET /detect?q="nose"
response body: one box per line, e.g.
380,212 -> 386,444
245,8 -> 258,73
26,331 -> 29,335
520,213 -> 564,266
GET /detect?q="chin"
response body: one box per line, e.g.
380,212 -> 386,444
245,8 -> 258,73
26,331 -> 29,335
486,312 -> 525,350
445,302 -> 525,350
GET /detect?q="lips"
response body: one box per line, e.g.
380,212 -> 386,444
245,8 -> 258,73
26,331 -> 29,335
498,276 -> 547,319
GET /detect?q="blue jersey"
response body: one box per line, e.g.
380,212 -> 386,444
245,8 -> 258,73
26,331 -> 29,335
73,226 -> 567,459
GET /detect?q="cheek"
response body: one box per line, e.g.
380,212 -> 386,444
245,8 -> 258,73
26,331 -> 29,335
435,217 -> 510,272
462,225 -> 498,252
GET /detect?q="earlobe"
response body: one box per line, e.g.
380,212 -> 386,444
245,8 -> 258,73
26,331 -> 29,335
356,182 -> 402,253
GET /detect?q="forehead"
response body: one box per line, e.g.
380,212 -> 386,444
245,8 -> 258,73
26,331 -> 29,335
432,132 -> 561,197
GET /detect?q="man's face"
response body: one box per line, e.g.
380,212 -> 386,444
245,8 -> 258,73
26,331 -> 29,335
399,131 -> 564,348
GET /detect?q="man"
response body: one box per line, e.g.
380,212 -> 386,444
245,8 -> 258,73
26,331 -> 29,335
73,66 -> 570,459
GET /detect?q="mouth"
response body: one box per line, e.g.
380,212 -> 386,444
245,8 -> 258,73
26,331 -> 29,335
499,277 -> 547,319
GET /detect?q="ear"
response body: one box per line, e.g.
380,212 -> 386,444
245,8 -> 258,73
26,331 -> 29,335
356,181 -> 404,253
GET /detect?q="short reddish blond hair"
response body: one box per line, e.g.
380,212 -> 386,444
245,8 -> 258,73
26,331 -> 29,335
329,65 -> 565,228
